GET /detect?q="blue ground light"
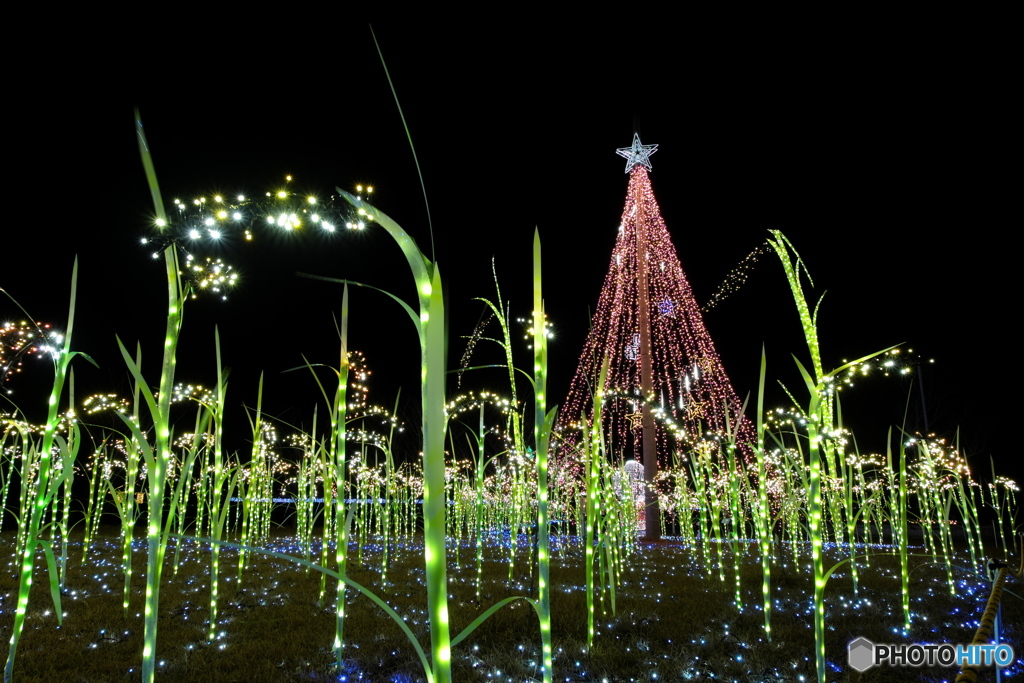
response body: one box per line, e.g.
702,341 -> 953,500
0,533 -> 1018,681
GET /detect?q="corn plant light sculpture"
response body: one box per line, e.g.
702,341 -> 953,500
557,134 -> 751,539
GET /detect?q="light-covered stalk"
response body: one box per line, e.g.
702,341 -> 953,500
79,436 -> 113,563
723,413 -> 745,611
335,187 -> 451,682
56,378 -> 76,592
128,110 -> 186,683
237,375 -> 265,586
531,229 -> 555,683
584,361 -> 610,647
752,347 -> 772,640
895,431 -> 911,629
4,263 -> 81,683
768,231 -> 894,683
170,415 -> 206,579
143,246 -> 182,683
318,435 -> 334,603
204,327 -> 236,643
474,404 -> 486,601
332,286 -> 351,663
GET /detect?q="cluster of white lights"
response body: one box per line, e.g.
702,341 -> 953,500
136,179 -> 386,301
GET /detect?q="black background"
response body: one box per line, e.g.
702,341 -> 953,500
4,22 -> 1016,485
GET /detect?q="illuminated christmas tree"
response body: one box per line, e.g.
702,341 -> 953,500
556,134 -> 751,538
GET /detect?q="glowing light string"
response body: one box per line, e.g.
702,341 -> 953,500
0,321 -> 63,392
137,178 -> 373,301
701,241 -> 770,312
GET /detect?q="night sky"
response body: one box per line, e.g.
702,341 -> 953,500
5,26 -> 1016,484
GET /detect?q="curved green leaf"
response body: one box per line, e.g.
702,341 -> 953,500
450,596 -> 536,648
297,274 -> 421,339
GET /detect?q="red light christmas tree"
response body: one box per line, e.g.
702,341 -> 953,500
555,134 -> 752,539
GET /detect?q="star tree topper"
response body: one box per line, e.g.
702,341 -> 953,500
616,133 -> 658,173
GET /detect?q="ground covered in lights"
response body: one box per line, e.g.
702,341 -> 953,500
0,529 -> 1019,682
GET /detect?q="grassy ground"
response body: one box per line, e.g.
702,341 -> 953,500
0,527 -> 1020,682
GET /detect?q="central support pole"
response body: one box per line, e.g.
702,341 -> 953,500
634,172 -> 661,540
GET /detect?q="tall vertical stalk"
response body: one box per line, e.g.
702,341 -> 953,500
237,376 -> 265,586
204,328 -> 236,642
585,362 -> 609,646
334,188 -> 451,682
144,245 -> 182,682
753,347 -> 772,640
131,110 -> 185,683
3,263 -> 81,683
332,287 -> 351,663
768,231 -> 892,683
895,430 -> 911,628
531,229 -> 555,683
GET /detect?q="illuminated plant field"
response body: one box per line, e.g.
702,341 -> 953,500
0,115 -> 1020,683
1,529 -> 1019,683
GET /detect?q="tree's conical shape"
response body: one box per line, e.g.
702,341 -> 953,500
556,165 -> 750,466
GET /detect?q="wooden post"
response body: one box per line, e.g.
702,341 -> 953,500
634,170 -> 661,540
